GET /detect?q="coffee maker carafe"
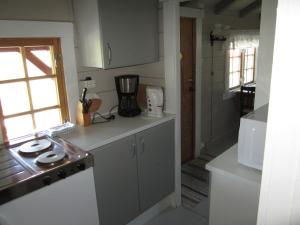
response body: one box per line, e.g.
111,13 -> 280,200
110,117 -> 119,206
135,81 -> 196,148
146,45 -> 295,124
115,75 -> 141,117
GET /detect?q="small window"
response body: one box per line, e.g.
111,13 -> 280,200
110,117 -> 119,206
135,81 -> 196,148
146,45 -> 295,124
228,47 -> 256,89
0,38 -> 69,141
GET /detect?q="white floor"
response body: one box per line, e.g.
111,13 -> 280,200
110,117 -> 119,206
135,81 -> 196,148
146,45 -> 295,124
144,207 -> 208,225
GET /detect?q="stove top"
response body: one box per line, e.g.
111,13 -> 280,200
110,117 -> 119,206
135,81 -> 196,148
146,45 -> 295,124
0,136 -> 93,205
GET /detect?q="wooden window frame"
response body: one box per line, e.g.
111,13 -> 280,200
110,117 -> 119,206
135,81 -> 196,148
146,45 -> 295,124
228,47 -> 256,90
242,48 -> 256,85
0,38 -> 69,142
229,49 -> 243,90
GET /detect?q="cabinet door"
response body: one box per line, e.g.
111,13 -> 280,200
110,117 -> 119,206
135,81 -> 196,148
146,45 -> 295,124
91,136 -> 139,225
98,0 -> 158,68
136,120 -> 175,211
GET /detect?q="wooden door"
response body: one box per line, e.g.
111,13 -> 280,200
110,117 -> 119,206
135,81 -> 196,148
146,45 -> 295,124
91,136 -> 140,225
136,121 -> 175,212
180,17 -> 196,163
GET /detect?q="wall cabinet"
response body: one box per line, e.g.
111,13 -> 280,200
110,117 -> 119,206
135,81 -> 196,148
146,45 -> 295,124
73,0 -> 159,69
91,120 -> 174,225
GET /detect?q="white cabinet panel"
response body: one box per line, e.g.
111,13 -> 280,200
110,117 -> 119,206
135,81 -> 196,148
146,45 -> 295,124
73,0 -> 159,69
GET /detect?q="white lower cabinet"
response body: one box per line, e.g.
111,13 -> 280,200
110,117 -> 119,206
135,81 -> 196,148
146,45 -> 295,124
91,120 -> 175,225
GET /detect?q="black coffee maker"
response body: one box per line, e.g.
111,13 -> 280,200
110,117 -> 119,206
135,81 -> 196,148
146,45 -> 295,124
115,75 -> 141,117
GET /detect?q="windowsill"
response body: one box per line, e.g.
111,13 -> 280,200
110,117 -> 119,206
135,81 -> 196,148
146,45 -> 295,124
223,82 -> 256,100
223,88 -> 239,100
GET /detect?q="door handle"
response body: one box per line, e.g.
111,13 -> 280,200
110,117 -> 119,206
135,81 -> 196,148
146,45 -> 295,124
140,139 -> 145,154
131,142 -> 136,158
107,43 -> 112,65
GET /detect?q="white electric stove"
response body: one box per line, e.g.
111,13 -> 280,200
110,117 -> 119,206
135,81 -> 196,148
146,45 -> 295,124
0,135 -> 100,225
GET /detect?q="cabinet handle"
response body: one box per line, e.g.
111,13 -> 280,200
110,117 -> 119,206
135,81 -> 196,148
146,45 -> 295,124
107,43 -> 112,65
141,139 -> 145,154
131,142 -> 136,158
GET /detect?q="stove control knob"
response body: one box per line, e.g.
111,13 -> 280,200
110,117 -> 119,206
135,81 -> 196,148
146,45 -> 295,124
57,170 -> 67,179
43,176 -> 52,185
76,163 -> 86,171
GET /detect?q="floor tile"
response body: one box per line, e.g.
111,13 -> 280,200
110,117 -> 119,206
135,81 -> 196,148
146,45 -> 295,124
189,198 -> 209,219
144,207 -> 208,225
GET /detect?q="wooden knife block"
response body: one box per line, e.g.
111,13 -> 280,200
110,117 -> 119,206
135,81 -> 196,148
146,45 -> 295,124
76,101 -> 91,127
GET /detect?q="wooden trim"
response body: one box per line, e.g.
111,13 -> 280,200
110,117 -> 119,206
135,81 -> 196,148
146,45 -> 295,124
0,38 -> 56,47
3,105 -> 60,119
20,47 -> 36,129
52,38 -> 69,122
25,48 -> 52,75
0,75 -> 57,84
0,99 -> 8,143
0,46 -> 50,52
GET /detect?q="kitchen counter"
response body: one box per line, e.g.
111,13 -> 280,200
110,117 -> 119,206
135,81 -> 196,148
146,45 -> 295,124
59,113 -> 175,151
206,144 -> 261,225
206,144 -> 261,184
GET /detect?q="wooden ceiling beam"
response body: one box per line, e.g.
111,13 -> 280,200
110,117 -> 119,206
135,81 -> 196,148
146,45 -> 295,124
239,0 -> 262,17
214,0 -> 236,14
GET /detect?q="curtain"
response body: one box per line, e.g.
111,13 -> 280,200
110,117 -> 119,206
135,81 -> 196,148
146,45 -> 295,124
224,30 -> 260,49
223,30 -> 260,93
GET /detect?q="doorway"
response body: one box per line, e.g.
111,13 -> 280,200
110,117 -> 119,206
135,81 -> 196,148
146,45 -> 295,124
180,17 -> 196,163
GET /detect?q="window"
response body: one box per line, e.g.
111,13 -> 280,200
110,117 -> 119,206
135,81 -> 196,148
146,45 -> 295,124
228,47 -> 256,89
0,38 -> 69,142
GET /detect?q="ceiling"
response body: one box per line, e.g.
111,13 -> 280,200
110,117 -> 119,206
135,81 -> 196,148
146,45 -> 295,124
181,0 -> 261,17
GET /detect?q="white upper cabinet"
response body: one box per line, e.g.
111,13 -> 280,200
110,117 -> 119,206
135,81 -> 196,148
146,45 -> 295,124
73,0 -> 159,69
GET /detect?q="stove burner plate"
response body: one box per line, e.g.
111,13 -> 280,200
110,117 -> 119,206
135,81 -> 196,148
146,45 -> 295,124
19,139 -> 51,155
36,151 -> 66,165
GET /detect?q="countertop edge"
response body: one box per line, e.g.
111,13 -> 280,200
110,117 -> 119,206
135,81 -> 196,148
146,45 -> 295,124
205,144 -> 262,185
76,115 -> 176,152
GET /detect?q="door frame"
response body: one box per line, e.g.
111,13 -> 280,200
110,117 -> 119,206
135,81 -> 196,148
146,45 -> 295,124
180,7 -> 204,159
163,1 -> 203,206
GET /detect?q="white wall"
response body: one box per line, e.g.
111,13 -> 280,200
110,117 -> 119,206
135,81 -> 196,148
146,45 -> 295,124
254,0 -> 278,109
0,0 -> 165,115
0,0 -> 73,22
200,12 -> 260,152
257,0 -> 300,224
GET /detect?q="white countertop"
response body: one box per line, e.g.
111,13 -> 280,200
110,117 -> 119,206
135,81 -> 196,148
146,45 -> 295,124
206,144 -> 262,184
59,113 -> 175,151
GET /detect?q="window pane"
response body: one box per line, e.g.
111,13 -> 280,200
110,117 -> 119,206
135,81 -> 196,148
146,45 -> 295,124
245,69 -> 254,83
0,47 -> 25,81
4,115 -> 34,139
247,56 -> 254,69
25,46 -> 55,77
232,72 -> 240,87
0,82 -> 30,116
34,109 -> 62,130
30,78 -> 59,109
230,49 -> 240,57
247,48 -> 255,55
232,58 -> 241,72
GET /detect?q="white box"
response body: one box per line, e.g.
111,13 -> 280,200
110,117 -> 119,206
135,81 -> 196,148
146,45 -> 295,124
238,104 -> 268,170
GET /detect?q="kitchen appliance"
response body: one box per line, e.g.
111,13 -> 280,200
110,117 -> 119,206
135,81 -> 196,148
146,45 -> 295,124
115,75 -> 141,117
238,104 -> 268,170
146,86 -> 164,118
0,135 -> 100,225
